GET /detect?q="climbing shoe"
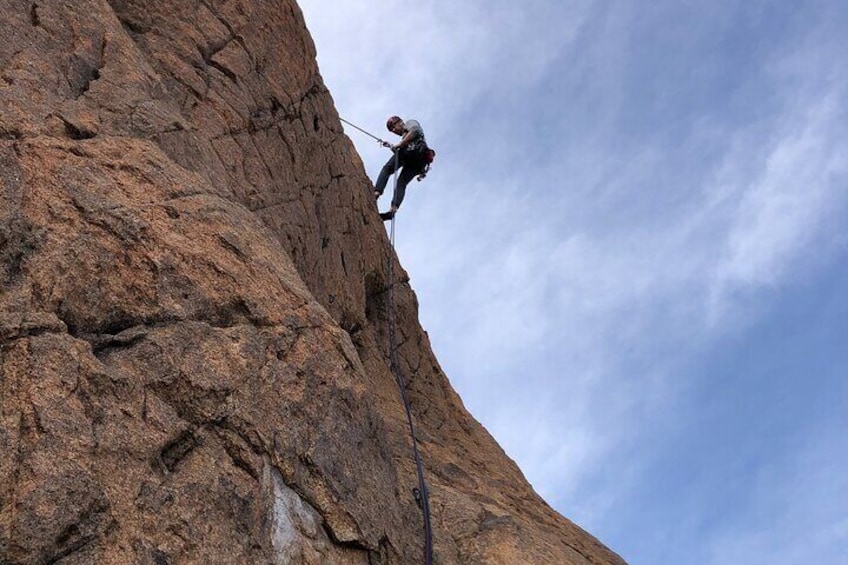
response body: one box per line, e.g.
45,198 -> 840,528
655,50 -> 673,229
380,211 -> 395,221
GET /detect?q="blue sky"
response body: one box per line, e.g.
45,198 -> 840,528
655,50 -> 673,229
297,1 -> 848,563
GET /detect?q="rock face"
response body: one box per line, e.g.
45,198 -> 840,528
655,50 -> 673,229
0,1 -> 626,563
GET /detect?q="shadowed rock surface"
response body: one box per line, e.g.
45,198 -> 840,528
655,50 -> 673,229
0,1 -> 627,563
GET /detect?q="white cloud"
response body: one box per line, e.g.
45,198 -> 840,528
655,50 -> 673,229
709,49 -> 848,322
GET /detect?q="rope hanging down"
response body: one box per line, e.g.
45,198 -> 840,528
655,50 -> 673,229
386,151 -> 434,565
338,116 -> 434,559
340,116 -> 434,560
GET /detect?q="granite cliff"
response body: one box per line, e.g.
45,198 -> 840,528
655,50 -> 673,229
0,1 -> 626,563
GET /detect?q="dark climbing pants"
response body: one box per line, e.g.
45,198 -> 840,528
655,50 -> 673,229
375,153 -> 425,209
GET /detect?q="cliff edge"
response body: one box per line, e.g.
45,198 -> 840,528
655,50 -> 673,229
0,1 -> 626,563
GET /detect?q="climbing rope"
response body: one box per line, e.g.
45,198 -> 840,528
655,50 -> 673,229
386,151 -> 434,565
339,116 -> 390,146
325,116 -> 435,560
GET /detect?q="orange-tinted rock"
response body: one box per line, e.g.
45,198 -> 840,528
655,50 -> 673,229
0,1 -> 626,563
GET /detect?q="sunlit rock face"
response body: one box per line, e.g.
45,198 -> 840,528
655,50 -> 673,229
0,1 -> 626,563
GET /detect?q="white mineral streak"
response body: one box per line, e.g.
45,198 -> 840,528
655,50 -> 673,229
269,468 -> 368,564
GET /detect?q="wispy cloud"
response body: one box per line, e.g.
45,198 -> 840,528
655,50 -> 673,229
710,83 -> 848,321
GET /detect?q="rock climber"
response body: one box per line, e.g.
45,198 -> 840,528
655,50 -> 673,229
374,116 -> 431,221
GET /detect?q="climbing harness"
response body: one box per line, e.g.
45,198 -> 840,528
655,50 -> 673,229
386,152 -> 434,565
